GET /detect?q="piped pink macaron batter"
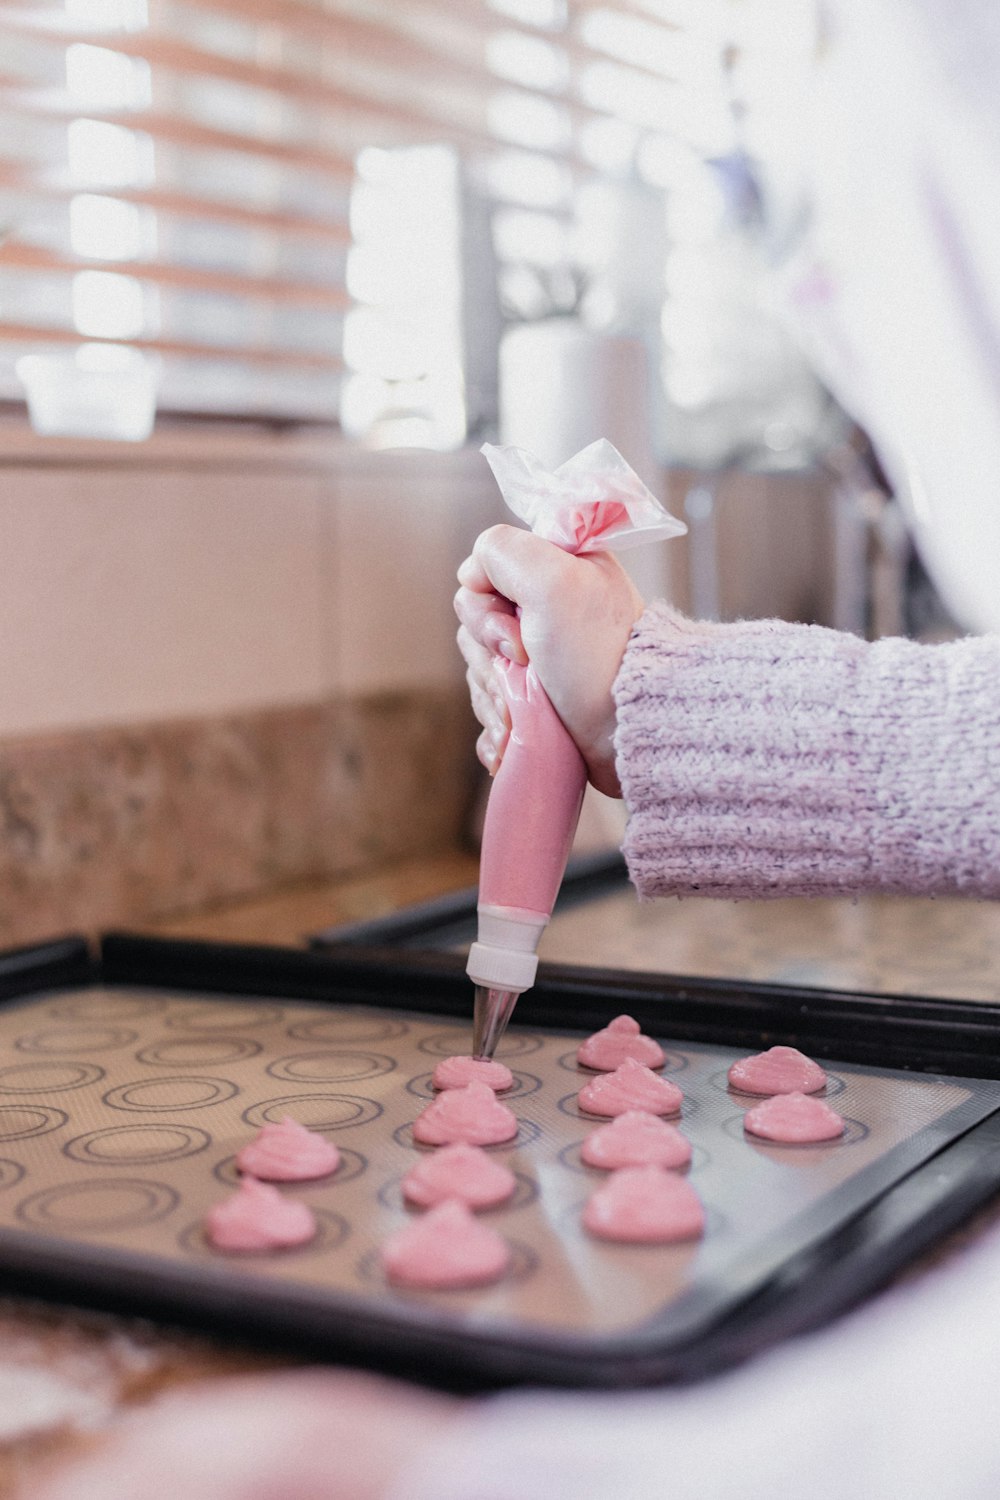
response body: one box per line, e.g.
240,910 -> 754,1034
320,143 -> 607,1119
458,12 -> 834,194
728,1045 -> 827,1096
412,1080 -> 518,1146
235,1115 -> 341,1182
576,1015 -> 665,1072
382,1200 -> 511,1288
583,1166 -> 705,1243
204,1177 -> 317,1253
744,1091 -> 845,1143
431,1055 -> 514,1092
578,1058 -> 683,1118
401,1143 -> 516,1210
581,1110 -> 692,1171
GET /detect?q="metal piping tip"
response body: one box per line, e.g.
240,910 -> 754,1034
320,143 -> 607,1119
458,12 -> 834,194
472,984 -> 519,1060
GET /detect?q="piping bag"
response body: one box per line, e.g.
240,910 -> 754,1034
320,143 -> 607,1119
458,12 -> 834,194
468,439 -> 686,1058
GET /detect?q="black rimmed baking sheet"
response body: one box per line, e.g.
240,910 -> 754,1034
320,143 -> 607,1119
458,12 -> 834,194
0,930 -> 1000,1392
311,849 -> 627,953
311,849 -> 1000,1004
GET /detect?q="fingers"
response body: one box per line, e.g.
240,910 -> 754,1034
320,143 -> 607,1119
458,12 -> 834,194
460,524 -> 574,614
455,524 -> 569,667
456,624 -> 512,716
457,624 -> 511,774
455,523 -> 526,594
453,587 -> 525,663
476,725 -> 501,777
468,669 -> 509,763
455,525 -> 528,670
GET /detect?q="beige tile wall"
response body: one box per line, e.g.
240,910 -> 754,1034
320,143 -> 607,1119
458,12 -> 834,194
0,438 -> 500,737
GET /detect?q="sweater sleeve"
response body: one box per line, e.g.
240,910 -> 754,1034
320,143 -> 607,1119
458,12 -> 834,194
613,603 -> 1000,900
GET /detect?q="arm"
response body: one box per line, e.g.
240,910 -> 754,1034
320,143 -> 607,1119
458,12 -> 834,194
457,527 -> 1000,901
616,604 -> 1000,899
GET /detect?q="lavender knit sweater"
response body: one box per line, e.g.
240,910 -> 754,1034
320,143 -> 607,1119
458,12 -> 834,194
613,604 -> 1000,900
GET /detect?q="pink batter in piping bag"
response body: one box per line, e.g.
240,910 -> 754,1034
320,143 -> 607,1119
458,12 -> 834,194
468,439 -> 686,1058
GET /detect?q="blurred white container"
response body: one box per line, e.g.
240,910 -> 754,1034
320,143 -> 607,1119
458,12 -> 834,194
495,318 -> 665,858
498,319 -> 669,603
499,320 -> 655,475
16,346 -> 157,441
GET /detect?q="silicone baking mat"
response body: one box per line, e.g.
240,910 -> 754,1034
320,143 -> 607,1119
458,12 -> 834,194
1,935 -> 999,1390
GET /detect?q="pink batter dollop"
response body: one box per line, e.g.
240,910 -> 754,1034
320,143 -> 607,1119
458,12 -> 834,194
235,1115 -> 341,1182
581,1110 -> 692,1171
382,1200 -> 511,1289
582,1166 -> 705,1244
578,1058 -> 683,1118
412,1080 -> 518,1146
727,1045 -> 827,1096
401,1142 -> 517,1210
576,1015 -> 665,1072
204,1177 -> 317,1253
431,1055 -> 514,1092
744,1091 -> 846,1143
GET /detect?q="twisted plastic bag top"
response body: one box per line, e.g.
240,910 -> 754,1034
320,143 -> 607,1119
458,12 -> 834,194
481,438 -> 686,555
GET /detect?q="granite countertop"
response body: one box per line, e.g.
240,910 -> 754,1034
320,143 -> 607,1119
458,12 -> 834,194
6,849 -> 1000,1496
142,850 -> 482,948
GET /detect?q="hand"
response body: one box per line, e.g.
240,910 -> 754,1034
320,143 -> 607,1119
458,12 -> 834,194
32,1369 -> 461,1500
454,525 -> 645,797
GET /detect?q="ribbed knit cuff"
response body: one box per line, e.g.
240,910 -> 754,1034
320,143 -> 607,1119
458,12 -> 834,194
613,603 -> 1000,900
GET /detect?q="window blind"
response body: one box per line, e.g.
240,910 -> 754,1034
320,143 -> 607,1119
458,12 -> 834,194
0,0 -> 733,434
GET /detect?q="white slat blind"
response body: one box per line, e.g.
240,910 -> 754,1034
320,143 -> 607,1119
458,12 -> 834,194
0,0 -> 732,435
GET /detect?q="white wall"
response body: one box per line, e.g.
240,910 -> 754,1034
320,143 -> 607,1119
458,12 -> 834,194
0,426 -> 502,738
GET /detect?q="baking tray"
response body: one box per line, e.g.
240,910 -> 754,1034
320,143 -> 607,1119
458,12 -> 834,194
2,931 -> 1000,1392
311,849 -> 628,952
310,848 -> 1000,1002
